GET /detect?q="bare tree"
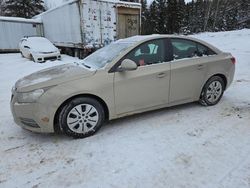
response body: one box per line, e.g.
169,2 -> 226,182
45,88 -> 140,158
0,0 -> 5,16
203,0 -> 212,31
212,0 -> 220,29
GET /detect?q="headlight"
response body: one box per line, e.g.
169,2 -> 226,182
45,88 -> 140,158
17,89 -> 45,103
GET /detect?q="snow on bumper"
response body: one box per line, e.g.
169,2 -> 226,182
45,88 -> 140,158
32,51 -> 61,63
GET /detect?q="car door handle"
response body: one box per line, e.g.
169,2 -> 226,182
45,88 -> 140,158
157,72 -> 167,78
197,64 -> 205,70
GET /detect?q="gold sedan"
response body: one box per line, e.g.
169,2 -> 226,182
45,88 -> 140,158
11,35 -> 235,138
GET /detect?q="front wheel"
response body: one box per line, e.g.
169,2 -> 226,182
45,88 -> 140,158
199,76 -> 225,106
59,97 -> 105,138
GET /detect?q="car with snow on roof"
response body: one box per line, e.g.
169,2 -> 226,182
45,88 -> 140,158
19,36 -> 61,63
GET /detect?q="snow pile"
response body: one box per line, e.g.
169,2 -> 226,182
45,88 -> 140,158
0,16 -> 42,23
0,29 -> 250,188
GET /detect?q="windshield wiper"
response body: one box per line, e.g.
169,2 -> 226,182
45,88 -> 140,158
74,62 -> 91,69
82,63 -> 91,69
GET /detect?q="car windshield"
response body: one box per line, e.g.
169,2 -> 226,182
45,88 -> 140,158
80,42 -> 134,69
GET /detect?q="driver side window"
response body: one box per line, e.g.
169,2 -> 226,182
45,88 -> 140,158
124,39 -> 165,66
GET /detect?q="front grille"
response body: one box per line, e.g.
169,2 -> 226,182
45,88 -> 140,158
44,56 -> 57,61
19,117 -> 40,128
42,51 -> 55,54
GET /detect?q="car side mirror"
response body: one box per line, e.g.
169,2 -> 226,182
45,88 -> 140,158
118,59 -> 137,72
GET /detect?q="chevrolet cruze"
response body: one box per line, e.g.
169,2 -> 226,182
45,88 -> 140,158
11,35 -> 235,138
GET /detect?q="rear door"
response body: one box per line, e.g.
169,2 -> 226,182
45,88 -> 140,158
169,38 -> 216,103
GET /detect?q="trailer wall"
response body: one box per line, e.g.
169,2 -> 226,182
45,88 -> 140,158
39,0 -> 141,50
41,1 -> 82,48
0,18 -> 42,52
81,0 -> 117,46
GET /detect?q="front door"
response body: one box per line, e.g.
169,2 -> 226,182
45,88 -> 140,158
114,39 -> 171,115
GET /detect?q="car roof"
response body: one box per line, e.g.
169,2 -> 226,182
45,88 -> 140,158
116,34 -> 222,54
116,34 -> 199,42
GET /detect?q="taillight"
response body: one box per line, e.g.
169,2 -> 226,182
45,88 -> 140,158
231,57 -> 236,64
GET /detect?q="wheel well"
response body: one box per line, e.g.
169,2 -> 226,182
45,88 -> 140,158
53,94 -> 109,133
210,74 -> 227,89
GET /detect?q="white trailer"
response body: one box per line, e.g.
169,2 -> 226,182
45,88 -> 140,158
0,16 -> 43,52
38,0 -> 141,57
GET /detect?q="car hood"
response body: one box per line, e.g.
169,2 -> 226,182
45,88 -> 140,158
15,63 -> 96,92
31,45 -> 58,53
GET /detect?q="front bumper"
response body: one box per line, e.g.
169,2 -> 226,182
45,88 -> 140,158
32,52 -> 61,63
10,93 -> 55,133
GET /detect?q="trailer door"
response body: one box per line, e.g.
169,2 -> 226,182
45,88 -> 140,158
99,1 -> 116,45
117,7 -> 140,39
82,0 -> 102,46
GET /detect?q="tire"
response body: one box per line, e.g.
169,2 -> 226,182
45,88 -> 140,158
199,76 -> 225,106
59,97 -> 105,138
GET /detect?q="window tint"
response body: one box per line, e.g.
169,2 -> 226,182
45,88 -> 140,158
124,39 -> 165,66
171,39 -> 216,60
171,39 -> 197,60
197,44 -> 216,56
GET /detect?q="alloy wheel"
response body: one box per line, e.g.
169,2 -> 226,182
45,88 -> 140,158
206,81 -> 223,103
66,104 -> 99,134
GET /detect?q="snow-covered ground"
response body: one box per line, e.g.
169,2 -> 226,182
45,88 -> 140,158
0,29 -> 250,188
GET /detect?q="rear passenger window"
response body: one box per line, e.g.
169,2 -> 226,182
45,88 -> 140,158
197,44 -> 216,56
171,39 -> 197,60
171,39 -> 216,60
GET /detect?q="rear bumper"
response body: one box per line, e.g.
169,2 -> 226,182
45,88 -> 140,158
226,64 -> 235,90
